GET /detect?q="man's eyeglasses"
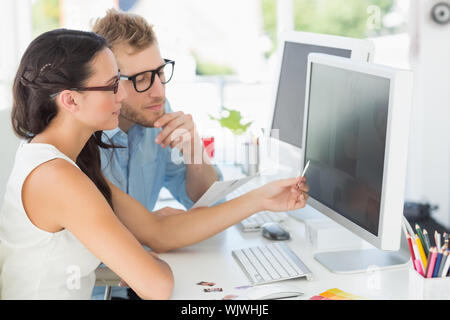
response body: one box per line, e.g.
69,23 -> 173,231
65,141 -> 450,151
120,59 -> 175,93
49,70 -> 121,98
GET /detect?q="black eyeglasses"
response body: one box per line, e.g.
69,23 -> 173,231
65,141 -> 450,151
120,59 -> 175,93
49,70 -> 121,98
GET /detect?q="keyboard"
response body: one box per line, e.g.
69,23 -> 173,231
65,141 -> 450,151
240,211 -> 287,231
232,242 -> 313,285
227,182 -> 287,231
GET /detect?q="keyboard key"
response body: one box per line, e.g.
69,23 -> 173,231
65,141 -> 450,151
266,244 -> 298,277
276,242 -> 312,276
254,246 -> 282,280
255,216 -> 264,225
240,211 -> 286,231
243,248 -> 272,281
259,246 -> 288,278
232,244 -> 312,285
273,243 -> 304,275
232,250 -> 261,284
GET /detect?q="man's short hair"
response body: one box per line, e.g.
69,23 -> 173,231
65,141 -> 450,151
92,8 -> 157,53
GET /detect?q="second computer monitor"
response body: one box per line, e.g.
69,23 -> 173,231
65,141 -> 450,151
267,31 -> 374,172
301,53 -> 413,251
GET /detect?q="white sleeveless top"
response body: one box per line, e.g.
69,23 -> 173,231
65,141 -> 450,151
0,142 -> 100,299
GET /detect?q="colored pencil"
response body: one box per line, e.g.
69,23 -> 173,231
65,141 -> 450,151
443,233 -> 448,251
441,251 -> 450,278
426,248 -> 437,278
415,224 -> 427,255
423,229 -> 431,256
414,259 -> 424,277
438,251 -> 448,277
412,238 -> 424,273
415,235 -> 428,270
433,251 -> 443,278
406,233 -> 416,269
424,248 -> 433,276
435,231 -> 441,250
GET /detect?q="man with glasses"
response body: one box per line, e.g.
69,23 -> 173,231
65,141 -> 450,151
93,10 -> 222,224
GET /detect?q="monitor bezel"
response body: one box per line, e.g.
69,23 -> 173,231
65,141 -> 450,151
266,31 -> 375,173
301,53 -> 413,250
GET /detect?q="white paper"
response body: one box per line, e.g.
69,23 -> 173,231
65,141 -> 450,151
192,174 -> 259,208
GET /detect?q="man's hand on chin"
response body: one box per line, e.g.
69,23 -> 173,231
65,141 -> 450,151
153,111 -> 208,164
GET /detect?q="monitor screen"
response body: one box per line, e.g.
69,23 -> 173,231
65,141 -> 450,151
304,63 -> 391,236
271,41 -> 352,148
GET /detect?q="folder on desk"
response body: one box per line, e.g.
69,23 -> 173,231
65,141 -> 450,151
192,174 -> 259,209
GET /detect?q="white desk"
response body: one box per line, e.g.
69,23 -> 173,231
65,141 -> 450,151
157,166 -> 413,300
159,217 -> 412,300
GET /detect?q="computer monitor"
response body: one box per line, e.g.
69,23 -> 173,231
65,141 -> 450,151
300,53 -> 413,272
265,31 -> 374,174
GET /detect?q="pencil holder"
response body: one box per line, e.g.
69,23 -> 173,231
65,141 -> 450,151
408,266 -> 450,299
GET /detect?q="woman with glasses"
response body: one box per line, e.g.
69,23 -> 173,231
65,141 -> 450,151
0,29 -> 309,300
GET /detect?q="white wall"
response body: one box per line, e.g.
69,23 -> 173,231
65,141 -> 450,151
60,0 -> 116,31
131,0 -> 267,82
408,0 -> 450,228
0,108 -> 20,207
0,0 -> 32,111
0,1 -> 31,206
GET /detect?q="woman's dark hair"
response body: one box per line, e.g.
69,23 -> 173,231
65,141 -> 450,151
12,28 -> 116,208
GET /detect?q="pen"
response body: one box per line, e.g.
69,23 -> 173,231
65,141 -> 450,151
297,160 -> 310,189
438,250 -> 448,277
301,160 -> 310,177
415,224 -> 427,256
422,229 -> 431,256
433,250 -> 443,278
426,248 -> 437,278
415,235 -> 428,271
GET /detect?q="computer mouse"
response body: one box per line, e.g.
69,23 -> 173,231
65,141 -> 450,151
261,222 -> 290,241
246,283 -> 303,300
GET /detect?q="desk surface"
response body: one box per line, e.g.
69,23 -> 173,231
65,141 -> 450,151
159,216 -> 411,300
154,165 -> 413,300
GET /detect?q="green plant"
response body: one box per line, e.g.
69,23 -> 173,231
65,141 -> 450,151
196,60 -> 235,76
32,0 -> 60,38
209,107 -> 252,135
191,50 -> 235,76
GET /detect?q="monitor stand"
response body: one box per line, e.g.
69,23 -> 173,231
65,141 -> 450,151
314,244 -> 411,274
294,206 -> 412,273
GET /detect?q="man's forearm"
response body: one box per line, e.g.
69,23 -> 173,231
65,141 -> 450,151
153,189 -> 263,252
185,158 -> 219,202
183,134 -> 219,202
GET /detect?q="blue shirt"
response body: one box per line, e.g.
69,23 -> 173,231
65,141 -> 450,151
100,101 -> 223,211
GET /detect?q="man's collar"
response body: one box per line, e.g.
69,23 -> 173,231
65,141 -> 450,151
102,124 -> 147,141
102,127 -> 123,140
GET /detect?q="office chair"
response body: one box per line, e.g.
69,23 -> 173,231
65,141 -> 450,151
94,265 -> 121,300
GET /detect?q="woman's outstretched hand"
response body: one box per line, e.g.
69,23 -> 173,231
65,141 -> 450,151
254,176 -> 309,212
